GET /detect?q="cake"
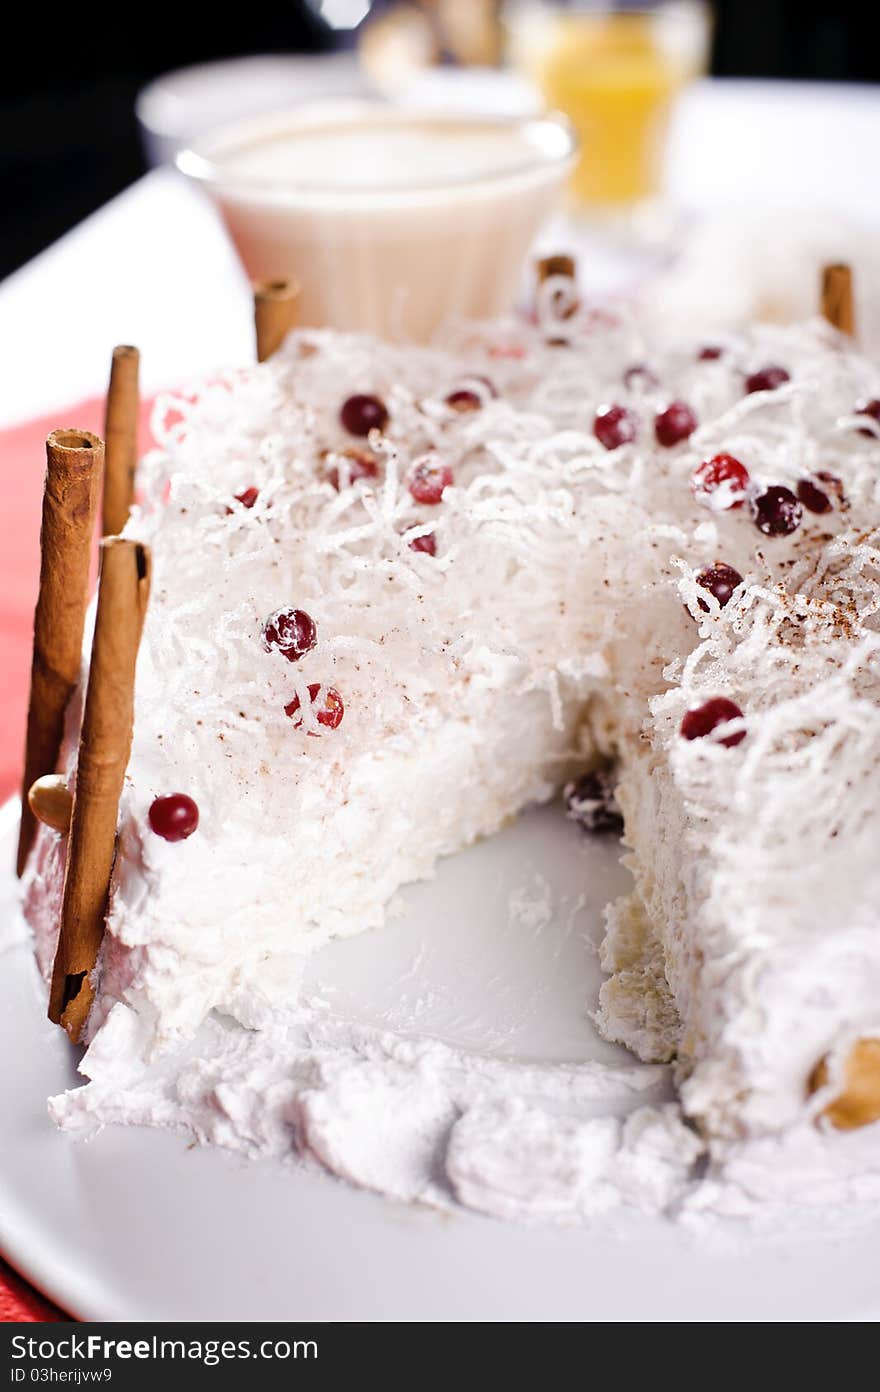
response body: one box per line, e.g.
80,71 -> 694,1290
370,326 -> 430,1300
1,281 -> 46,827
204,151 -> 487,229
20,285 -> 880,1220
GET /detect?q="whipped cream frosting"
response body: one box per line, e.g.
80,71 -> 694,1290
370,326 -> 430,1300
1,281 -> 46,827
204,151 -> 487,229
641,206 -> 880,357
22,303 -> 880,1225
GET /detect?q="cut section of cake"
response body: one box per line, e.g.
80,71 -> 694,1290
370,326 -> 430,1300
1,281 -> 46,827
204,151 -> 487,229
20,301 -> 880,1210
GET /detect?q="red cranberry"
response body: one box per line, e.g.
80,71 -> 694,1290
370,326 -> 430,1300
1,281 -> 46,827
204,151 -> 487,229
680,698 -> 746,748
691,453 -> 750,510
409,531 -> 436,556
285,683 -> 344,732
796,478 -> 833,515
698,345 -> 724,361
655,400 -> 698,447
409,457 -> 453,505
856,399 -> 880,437
225,487 -> 258,515
594,404 -> 638,451
446,390 -> 482,413
447,377 -> 496,411
340,394 -> 388,436
263,608 -> 317,662
751,485 -> 802,537
149,793 -> 199,842
745,365 -> 790,394
623,363 -> 659,390
695,563 -> 743,612
327,450 -> 379,490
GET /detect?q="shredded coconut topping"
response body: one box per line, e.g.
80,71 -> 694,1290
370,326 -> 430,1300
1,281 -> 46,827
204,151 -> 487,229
23,308 -> 880,1226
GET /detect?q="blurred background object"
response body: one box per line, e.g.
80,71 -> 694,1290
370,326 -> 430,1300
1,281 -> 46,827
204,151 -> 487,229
0,0 -> 879,281
357,1 -> 503,90
137,54 -> 370,168
137,5 -> 511,171
506,2 -> 711,213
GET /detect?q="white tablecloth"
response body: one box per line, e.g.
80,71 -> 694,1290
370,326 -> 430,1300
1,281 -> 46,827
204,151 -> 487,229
1,78 -> 877,429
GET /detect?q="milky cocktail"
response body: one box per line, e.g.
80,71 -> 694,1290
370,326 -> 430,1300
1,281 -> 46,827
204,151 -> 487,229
178,103 -> 576,340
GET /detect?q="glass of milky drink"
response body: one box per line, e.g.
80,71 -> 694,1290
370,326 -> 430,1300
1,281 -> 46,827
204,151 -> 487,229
177,102 -> 577,341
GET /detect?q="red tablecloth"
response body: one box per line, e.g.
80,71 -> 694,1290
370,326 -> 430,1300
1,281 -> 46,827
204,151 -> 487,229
1,398 -> 152,1321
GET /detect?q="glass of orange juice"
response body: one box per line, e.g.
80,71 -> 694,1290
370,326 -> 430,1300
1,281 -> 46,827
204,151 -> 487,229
506,1 -> 711,216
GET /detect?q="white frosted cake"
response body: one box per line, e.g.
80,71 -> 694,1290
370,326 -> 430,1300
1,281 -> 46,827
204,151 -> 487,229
22,304 -> 880,1220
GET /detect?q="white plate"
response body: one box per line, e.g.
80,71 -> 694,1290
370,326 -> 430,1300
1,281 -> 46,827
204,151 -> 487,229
2,797 -> 879,1322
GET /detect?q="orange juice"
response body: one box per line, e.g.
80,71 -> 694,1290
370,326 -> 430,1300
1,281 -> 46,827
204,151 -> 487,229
510,5 -> 708,209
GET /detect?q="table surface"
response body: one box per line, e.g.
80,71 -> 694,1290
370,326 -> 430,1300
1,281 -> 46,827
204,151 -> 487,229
0,73 -> 878,1323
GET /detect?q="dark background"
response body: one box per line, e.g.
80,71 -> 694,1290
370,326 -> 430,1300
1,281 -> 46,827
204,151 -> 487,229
0,1 -> 876,280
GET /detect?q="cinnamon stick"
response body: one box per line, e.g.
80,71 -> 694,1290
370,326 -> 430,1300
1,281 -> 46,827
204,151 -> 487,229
536,254 -> 576,283
49,537 -> 152,1041
536,254 -> 578,339
16,430 -> 103,876
253,278 -> 299,362
821,263 -> 855,336
810,1037 -> 880,1131
102,344 -> 140,536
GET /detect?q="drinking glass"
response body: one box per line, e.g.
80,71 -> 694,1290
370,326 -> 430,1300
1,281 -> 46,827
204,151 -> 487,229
506,1 -> 711,217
